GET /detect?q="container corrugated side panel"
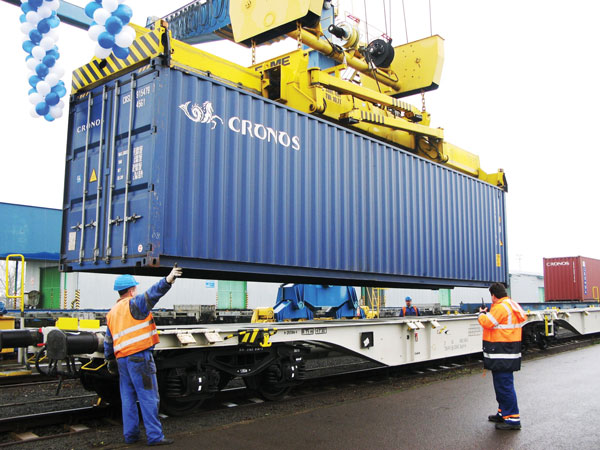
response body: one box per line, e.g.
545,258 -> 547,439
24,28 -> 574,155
150,68 -> 507,287
62,64 -> 508,288
544,256 -> 581,301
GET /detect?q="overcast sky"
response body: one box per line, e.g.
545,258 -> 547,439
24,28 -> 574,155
1,0 -> 599,275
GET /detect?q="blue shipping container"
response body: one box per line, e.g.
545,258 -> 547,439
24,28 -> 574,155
61,61 -> 508,288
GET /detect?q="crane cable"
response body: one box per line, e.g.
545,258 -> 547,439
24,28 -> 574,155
401,0 -> 409,43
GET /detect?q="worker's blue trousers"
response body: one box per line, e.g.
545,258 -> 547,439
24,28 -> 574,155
117,350 -> 164,444
492,370 -> 520,424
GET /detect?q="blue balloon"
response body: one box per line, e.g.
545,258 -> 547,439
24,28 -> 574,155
29,75 -> 41,88
21,3 -> 31,14
35,101 -> 50,116
114,4 -> 133,25
29,29 -> 42,44
22,40 -> 35,53
105,16 -> 123,35
35,63 -> 49,78
51,84 -> 67,98
20,14 -> 27,23
45,91 -> 60,106
98,31 -> 115,49
37,19 -> 51,34
28,88 -> 36,95
46,49 -> 59,59
30,0 -> 43,8
112,45 -> 130,60
84,2 -> 101,19
95,0 -> 102,3
48,15 -> 60,28
42,54 -> 56,67
44,113 -> 55,122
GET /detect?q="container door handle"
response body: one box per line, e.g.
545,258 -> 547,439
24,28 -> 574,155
78,93 -> 93,264
92,86 -> 108,263
105,81 -> 120,263
121,75 -> 136,263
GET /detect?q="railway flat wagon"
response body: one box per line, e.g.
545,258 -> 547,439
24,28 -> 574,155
60,58 -> 507,288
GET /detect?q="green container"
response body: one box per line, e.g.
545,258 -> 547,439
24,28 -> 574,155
439,289 -> 451,307
217,281 -> 247,310
40,266 -> 61,309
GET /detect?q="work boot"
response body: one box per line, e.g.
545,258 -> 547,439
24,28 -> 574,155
495,422 -> 521,430
148,438 -> 175,446
488,414 -> 504,423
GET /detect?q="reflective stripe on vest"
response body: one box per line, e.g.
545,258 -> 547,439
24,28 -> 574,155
107,297 -> 159,358
483,352 -> 522,360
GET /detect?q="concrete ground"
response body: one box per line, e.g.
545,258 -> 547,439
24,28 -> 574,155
168,344 -> 600,450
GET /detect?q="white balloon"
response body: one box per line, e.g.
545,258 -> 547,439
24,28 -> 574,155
115,27 -> 135,47
88,24 -> 106,41
26,57 -> 39,70
37,5 -> 52,19
50,64 -> 65,78
36,80 -> 51,96
46,73 -> 60,87
31,46 -> 46,60
20,22 -> 34,34
30,105 -> 40,118
94,43 -> 113,59
102,0 -> 118,13
29,92 -> 44,105
93,8 -> 111,26
40,36 -> 55,50
21,34 -> 29,43
48,0 -> 61,11
57,100 -> 65,109
26,11 -> 40,24
117,0 -> 127,3
48,29 -> 59,42
49,104 -> 64,119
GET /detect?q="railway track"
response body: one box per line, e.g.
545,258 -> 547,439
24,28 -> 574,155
0,336 -> 597,447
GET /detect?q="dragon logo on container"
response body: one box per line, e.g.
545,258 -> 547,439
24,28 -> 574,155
179,99 -> 301,151
179,101 -> 224,129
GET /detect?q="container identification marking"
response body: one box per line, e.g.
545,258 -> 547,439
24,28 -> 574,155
68,232 -> 76,251
301,328 -> 327,335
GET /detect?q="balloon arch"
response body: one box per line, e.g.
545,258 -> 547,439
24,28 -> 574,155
18,0 -> 135,122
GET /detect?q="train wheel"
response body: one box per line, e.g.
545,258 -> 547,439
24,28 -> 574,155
244,364 -> 292,401
160,397 -> 204,416
256,383 -> 291,401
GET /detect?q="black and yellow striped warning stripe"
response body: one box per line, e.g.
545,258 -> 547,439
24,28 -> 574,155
361,111 -> 386,125
72,29 -> 162,93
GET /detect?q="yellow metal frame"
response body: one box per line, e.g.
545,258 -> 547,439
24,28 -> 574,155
68,18 -> 506,190
5,254 -> 25,313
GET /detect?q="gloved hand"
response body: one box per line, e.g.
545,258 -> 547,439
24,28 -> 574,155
107,358 -> 118,375
166,264 -> 182,284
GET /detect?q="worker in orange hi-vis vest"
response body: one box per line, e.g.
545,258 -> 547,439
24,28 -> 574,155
104,265 -> 182,446
478,282 -> 527,431
399,296 -> 419,317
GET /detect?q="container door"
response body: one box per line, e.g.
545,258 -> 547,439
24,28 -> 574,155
40,266 -> 60,309
63,68 -> 158,268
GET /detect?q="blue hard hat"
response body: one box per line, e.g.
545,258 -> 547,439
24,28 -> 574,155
114,274 -> 139,291
405,296 -> 412,301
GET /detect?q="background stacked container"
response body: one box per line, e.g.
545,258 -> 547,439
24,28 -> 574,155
543,256 -> 600,301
